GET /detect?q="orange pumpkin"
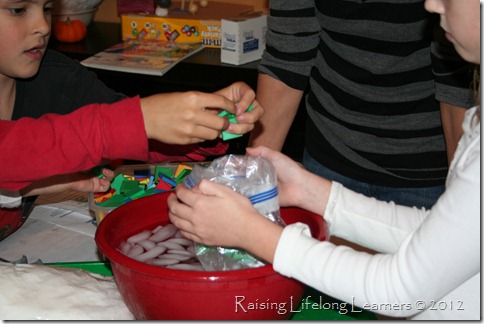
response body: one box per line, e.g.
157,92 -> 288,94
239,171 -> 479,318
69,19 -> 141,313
53,17 -> 87,43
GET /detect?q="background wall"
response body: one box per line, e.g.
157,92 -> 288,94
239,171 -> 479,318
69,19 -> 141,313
95,0 -> 269,23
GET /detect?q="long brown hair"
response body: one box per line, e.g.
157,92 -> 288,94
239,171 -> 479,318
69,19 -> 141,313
472,65 -> 480,104
472,65 -> 480,122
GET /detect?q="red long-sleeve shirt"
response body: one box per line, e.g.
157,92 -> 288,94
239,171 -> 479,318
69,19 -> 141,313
1,97 -> 148,191
0,96 -> 227,191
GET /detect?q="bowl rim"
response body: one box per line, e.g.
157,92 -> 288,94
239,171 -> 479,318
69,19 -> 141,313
95,192 -> 327,282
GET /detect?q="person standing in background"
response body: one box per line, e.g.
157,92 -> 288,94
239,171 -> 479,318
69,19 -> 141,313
249,0 -> 474,209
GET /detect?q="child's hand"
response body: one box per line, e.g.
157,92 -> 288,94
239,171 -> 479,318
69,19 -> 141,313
20,168 -> 115,197
215,82 -> 264,135
167,179 -> 283,263
141,82 -> 263,144
141,91 -> 235,144
246,146 -> 332,216
69,168 -> 115,193
167,180 -> 259,248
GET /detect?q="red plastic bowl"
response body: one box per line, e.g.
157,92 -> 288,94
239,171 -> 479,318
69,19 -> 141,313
95,192 -> 329,320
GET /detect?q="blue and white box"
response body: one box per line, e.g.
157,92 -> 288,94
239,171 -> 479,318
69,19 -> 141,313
221,11 -> 267,65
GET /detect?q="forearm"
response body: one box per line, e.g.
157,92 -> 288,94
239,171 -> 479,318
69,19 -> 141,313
236,172 -> 331,264
19,174 -> 80,197
440,102 -> 466,163
0,97 -> 148,191
292,171 -> 333,217
241,210 -> 284,264
249,74 -> 304,150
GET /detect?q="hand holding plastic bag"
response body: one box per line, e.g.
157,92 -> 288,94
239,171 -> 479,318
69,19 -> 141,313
183,154 -> 284,271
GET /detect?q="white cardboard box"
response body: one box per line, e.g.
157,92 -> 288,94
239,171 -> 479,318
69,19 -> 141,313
221,12 -> 267,65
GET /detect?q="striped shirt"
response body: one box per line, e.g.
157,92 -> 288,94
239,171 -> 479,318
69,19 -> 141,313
259,0 -> 474,188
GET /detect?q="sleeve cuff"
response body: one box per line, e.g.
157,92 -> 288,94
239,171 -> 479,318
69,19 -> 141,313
323,181 -> 343,231
0,192 -> 22,209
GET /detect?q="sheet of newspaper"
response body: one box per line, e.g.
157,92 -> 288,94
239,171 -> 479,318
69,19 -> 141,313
0,190 -> 101,263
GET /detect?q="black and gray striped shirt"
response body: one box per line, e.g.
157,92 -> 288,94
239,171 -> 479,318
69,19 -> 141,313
259,0 -> 474,188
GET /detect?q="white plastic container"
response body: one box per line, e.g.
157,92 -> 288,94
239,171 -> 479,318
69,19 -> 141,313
221,11 -> 267,65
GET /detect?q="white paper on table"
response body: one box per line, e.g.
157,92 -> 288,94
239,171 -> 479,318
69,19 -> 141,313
0,191 -> 103,263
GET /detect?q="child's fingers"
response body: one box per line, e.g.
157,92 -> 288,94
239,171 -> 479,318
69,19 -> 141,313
97,178 -> 112,192
197,179 -> 235,198
197,93 -> 237,114
235,100 -> 263,123
215,82 -> 256,113
224,122 -> 254,135
101,168 -> 115,181
184,115 -> 230,141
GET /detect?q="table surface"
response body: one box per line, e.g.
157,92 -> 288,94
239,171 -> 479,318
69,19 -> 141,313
48,22 -> 260,94
49,22 -> 261,69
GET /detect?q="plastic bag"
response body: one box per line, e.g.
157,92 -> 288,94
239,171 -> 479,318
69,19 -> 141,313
183,154 -> 285,271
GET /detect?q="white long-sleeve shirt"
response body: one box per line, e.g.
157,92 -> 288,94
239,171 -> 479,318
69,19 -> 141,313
274,107 -> 480,320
